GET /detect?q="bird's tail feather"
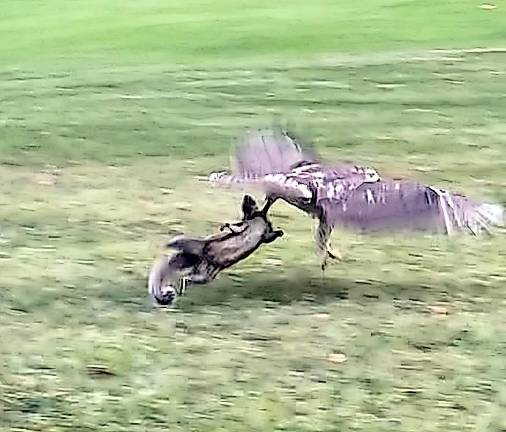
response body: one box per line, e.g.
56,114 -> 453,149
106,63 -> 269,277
476,203 -> 504,227
437,189 -> 504,235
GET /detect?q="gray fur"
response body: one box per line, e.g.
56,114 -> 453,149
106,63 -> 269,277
148,195 -> 283,305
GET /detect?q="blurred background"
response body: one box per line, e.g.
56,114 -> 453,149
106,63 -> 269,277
1,1 -> 505,430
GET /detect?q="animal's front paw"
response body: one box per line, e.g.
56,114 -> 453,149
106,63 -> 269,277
263,229 -> 284,243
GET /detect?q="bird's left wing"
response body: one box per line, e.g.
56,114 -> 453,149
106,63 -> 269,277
320,179 -> 503,235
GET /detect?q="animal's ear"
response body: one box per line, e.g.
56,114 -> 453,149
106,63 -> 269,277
241,194 -> 258,219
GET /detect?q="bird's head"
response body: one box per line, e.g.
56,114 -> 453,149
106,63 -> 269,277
363,167 -> 381,183
209,171 -> 228,183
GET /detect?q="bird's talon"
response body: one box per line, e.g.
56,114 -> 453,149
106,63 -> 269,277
327,248 -> 342,261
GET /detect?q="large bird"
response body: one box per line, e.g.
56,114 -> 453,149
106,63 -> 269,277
208,128 -> 503,269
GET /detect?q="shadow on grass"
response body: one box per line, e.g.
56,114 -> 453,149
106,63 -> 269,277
2,267 -> 493,317
52,270 -> 383,314
95,264 -> 502,313
128,267 -> 495,314
175,271 -> 453,310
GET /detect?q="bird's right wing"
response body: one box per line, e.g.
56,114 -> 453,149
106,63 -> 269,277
209,128 -> 370,199
320,179 -> 503,235
208,171 -> 313,200
208,128 -> 320,199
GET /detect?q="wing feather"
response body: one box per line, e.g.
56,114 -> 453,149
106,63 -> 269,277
209,171 -> 313,200
321,180 -> 503,235
232,128 -> 319,177
210,128 -> 370,201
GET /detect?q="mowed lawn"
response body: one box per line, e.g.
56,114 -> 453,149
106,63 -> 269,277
1,1 -> 506,431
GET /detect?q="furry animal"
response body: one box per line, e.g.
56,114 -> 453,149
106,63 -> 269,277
148,194 -> 283,305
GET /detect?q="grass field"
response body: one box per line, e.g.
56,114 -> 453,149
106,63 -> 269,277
1,1 -> 506,430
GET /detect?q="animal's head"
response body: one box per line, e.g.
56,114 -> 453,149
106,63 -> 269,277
240,194 -> 283,243
241,194 -> 261,220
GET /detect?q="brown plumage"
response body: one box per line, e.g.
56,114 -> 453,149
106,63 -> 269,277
209,128 -> 503,268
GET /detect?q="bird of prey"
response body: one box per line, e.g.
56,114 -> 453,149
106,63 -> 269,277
208,128 -> 503,269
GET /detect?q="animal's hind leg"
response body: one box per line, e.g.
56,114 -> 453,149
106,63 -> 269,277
263,229 -> 284,244
188,272 -> 213,285
316,220 -> 342,271
175,278 -> 187,296
174,268 -> 215,299
174,274 -> 206,297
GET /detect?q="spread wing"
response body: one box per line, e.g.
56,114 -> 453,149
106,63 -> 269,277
209,170 -> 314,200
321,179 -> 504,235
209,128 -> 363,201
231,128 -> 319,177
209,165 -> 371,203
209,128 -> 319,199
208,128 -> 503,236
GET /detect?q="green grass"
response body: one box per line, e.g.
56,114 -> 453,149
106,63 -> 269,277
1,0 -> 505,68
1,1 -> 506,431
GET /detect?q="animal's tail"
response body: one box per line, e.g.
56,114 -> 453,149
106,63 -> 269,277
149,236 -> 206,305
148,256 -> 177,305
